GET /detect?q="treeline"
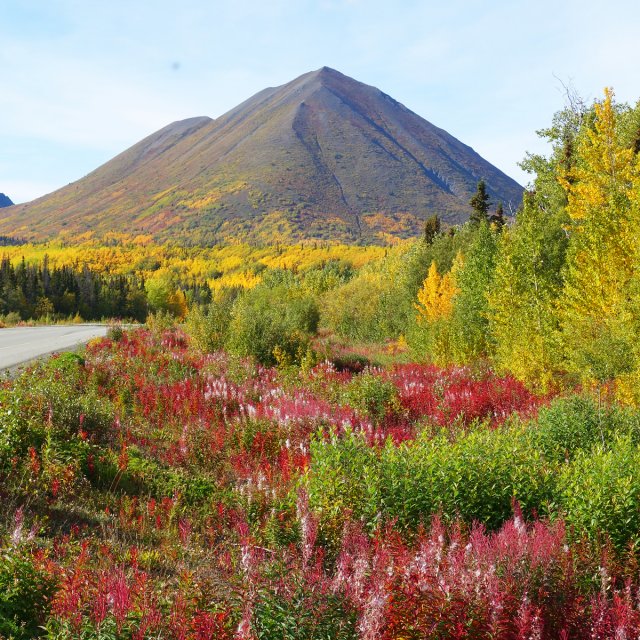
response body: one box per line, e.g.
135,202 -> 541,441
0,257 -> 212,322
322,88 -> 640,399
185,89 -> 640,403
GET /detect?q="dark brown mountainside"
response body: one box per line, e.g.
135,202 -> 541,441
0,67 -> 523,244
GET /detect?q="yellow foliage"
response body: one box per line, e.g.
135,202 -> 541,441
0,241 -> 385,294
415,261 -> 457,323
559,88 -> 640,389
561,88 -> 639,320
180,181 -> 248,209
168,289 -> 188,319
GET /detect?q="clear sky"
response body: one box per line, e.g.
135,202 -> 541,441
1,0 -> 639,204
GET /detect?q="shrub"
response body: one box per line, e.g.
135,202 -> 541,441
379,427 -> 555,531
106,323 -> 124,342
307,430 -> 380,545
0,546 -> 56,639
227,284 -> 319,366
533,395 -> 640,462
342,371 -> 399,424
560,437 -> 640,549
330,353 -> 371,374
323,275 -> 406,343
253,588 -> 357,640
308,424 -> 556,534
185,290 -> 237,354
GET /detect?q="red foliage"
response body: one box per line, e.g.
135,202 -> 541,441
26,329 -> 639,638
391,364 -> 547,430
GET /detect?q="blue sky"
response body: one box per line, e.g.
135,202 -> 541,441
1,0 -> 639,204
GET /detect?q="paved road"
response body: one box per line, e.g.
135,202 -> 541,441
0,325 -> 108,370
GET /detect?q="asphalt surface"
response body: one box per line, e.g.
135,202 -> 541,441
0,325 -> 108,370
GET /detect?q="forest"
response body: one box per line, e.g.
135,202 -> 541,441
2,88 -> 640,638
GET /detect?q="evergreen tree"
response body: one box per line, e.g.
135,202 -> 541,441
423,214 -> 441,244
490,202 -> 506,229
469,180 -> 491,224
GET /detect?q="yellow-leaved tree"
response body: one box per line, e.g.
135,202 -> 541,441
411,255 -> 461,364
560,88 -> 640,392
415,261 -> 457,323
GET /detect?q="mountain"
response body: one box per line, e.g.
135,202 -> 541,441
0,194 -> 13,208
0,67 -> 523,244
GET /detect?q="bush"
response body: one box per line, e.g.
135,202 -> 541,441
106,323 -> 124,342
308,424 -> 556,534
227,284 -> 319,366
253,588 -> 357,640
342,371 -> 399,424
323,275 -> 406,343
378,427 -> 555,531
307,430 -> 380,545
532,395 -> 640,462
185,293 -> 235,354
0,546 -> 56,639
560,437 -> 640,550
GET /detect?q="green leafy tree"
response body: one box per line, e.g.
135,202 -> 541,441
449,222 -> 498,363
488,192 -> 568,389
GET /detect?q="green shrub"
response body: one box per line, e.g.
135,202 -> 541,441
253,586 -> 357,640
307,430 -> 380,544
560,437 -> 640,550
533,395 -> 640,462
378,427 -> 555,531
106,323 -> 124,342
342,371 -> 399,424
301,260 -> 354,295
185,290 -> 237,354
0,546 -> 56,639
322,275 -> 406,343
307,424 -> 556,534
227,284 -> 319,366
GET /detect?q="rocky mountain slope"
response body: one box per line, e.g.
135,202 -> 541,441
0,67 -> 522,244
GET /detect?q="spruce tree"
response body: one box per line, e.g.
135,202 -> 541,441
490,202 -> 506,229
423,214 -> 441,244
469,180 -> 491,224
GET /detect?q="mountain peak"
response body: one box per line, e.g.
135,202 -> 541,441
298,66 -> 358,89
0,194 -> 13,208
313,65 -> 341,78
0,70 -> 522,244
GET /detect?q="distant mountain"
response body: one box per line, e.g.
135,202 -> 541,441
0,194 -> 13,208
0,67 -> 523,244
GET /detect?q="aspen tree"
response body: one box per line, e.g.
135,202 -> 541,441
488,193 -> 567,389
560,89 -> 639,385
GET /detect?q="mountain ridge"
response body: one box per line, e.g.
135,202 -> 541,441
0,67 -> 523,244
